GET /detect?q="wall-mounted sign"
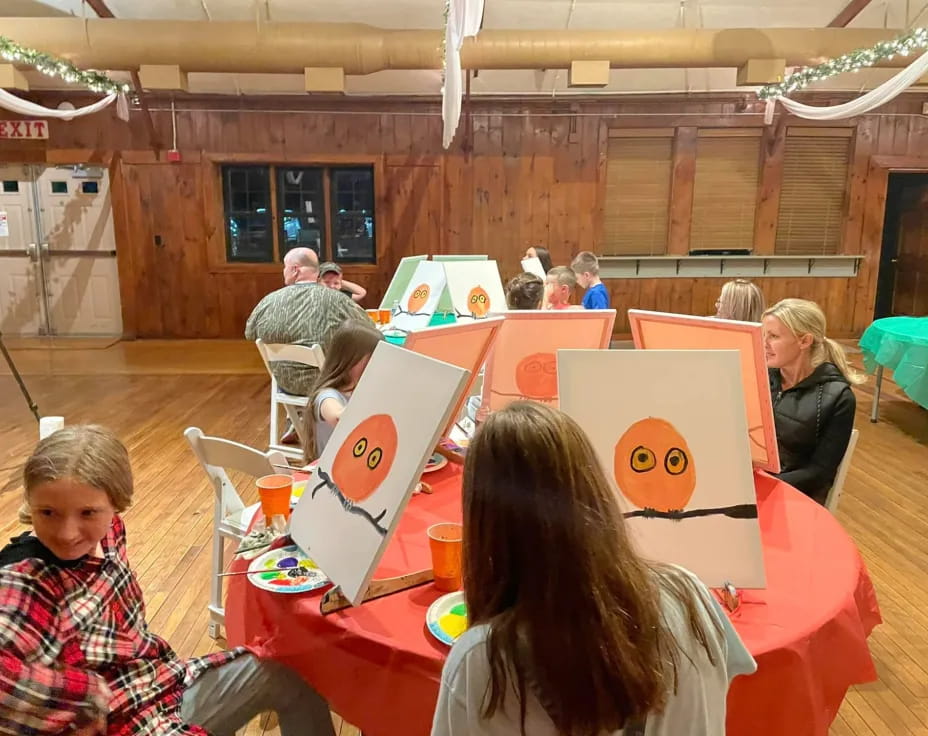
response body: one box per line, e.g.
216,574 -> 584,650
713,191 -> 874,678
0,120 -> 49,139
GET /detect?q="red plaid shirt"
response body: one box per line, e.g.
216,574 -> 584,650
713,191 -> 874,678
0,516 -> 242,735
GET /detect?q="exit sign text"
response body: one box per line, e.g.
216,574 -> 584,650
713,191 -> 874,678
0,120 -> 49,139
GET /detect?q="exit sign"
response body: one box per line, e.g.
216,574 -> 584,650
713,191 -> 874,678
0,120 -> 49,139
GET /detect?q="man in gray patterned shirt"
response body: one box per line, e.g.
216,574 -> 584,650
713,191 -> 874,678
245,247 -> 369,395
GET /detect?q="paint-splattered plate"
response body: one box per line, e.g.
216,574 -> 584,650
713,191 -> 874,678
426,591 -> 468,646
422,452 -> 448,474
247,544 -> 329,594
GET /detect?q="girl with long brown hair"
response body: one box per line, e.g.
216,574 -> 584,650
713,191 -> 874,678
432,402 -> 755,736
302,320 -> 383,462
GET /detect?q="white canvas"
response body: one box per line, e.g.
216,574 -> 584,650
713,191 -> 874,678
558,349 -> 766,589
379,255 -> 427,311
390,260 -> 447,332
443,260 -> 508,321
290,342 -> 469,605
521,256 -> 546,279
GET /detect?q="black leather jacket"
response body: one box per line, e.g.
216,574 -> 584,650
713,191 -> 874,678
769,363 -> 856,505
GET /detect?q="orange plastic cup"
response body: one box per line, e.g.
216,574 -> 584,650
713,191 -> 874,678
366,309 -> 381,325
378,308 -> 392,324
256,474 -> 293,519
428,522 -> 463,592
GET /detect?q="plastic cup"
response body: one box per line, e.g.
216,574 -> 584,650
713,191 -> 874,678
256,474 -> 293,520
378,308 -> 392,324
366,309 -> 381,325
428,522 -> 463,592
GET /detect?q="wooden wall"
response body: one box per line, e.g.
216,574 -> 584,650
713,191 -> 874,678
2,92 -> 927,338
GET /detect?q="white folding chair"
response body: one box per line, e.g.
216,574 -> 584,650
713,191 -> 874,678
825,428 -> 860,514
184,427 -> 290,639
255,339 -> 326,460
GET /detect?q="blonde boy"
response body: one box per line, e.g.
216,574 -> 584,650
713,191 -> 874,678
544,266 -> 577,310
570,251 -> 610,309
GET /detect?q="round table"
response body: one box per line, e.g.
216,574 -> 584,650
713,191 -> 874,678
226,466 -> 881,736
859,315 -> 928,421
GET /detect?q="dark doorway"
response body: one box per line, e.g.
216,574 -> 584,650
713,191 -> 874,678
874,172 -> 928,319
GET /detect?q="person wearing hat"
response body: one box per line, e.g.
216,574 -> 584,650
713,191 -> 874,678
319,262 -> 367,304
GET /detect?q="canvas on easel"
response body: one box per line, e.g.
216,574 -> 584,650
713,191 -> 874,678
379,255 -> 428,311
558,349 -> 765,588
432,254 -> 488,314
628,309 -> 780,473
480,309 -> 616,415
389,260 -> 447,332
404,318 -> 503,437
442,259 -> 508,322
290,341 -> 469,605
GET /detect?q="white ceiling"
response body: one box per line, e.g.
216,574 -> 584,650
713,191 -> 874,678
4,0 -> 925,95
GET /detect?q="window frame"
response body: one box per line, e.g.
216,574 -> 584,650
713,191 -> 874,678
205,153 -> 384,275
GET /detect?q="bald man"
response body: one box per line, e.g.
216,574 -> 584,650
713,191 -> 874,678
245,247 -> 368,395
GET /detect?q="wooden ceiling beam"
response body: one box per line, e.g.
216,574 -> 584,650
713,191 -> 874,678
828,0 -> 874,27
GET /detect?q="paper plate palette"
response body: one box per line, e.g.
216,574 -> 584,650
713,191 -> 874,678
422,452 -> 448,474
426,591 -> 468,646
247,544 -> 329,594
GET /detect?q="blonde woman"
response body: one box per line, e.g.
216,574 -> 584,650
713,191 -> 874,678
763,299 -> 865,504
715,280 -> 765,323
0,425 -> 335,736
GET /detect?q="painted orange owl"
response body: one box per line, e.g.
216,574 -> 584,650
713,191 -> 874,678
467,286 -> 490,318
613,417 -> 696,513
514,352 -> 558,401
407,283 -> 431,313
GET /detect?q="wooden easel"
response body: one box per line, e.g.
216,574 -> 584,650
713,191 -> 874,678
320,568 -> 434,615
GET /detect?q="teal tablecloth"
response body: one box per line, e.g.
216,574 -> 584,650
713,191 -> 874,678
859,316 -> 928,409
384,312 -> 457,346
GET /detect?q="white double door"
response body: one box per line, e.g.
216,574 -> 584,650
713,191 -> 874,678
0,164 -> 123,336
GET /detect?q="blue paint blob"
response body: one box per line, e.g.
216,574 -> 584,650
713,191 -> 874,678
277,557 -> 299,569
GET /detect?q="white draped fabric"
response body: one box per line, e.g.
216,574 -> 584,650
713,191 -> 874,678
442,0 -> 485,149
764,48 -> 928,123
0,89 -> 129,121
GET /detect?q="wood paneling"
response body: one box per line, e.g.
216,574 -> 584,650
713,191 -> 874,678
2,92 -> 928,338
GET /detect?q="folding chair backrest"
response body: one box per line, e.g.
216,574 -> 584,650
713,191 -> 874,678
255,339 -> 325,377
825,428 -> 859,514
184,427 -> 289,518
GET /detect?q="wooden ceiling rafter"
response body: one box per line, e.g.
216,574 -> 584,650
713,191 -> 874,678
828,0 -> 875,27
85,0 -> 162,153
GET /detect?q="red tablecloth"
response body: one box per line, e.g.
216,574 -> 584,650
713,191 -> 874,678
226,468 -> 881,736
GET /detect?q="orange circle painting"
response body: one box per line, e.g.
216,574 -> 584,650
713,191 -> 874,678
467,286 -> 490,317
407,283 -> 431,313
613,417 -> 696,512
514,352 -> 557,401
331,414 -> 398,503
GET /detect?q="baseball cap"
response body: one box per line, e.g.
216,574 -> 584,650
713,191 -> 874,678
319,262 -> 342,277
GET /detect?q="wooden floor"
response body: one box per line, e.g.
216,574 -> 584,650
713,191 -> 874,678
1,339 -> 927,735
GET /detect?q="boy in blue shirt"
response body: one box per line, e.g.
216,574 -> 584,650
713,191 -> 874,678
571,251 -> 610,309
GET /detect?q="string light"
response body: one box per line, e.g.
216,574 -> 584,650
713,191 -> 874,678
0,35 -> 130,95
759,27 -> 928,99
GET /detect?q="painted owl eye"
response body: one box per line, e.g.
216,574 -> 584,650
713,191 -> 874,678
367,447 -> 383,470
664,448 -> 688,475
630,446 -> 656,473
470,294 -> 479,303
478,294 -> 487,303
352,438 -> 368,458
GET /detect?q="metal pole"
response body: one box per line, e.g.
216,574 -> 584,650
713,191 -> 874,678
0,331 -> 41,423
870,364 -> 883,423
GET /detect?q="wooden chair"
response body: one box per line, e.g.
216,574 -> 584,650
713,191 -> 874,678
184,427 -> 290,639
825,428 -> 860,514
255,339 -> 326,460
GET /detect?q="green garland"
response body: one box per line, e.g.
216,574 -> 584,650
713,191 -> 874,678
0,35 -> 130,95
759,26 -> 928,99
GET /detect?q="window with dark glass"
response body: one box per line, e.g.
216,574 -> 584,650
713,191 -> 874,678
223,166 -> 273,262
331,168 -> 376,263
220,164 -> 376,264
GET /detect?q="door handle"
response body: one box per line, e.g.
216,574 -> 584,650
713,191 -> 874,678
26,243 -> 38,262
891,258 -> 898,264
40,243 -> 49,258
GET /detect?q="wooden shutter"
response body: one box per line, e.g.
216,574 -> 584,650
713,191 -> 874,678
775,130 -> 852,255
602,133 -> 673,256
690,131 -> 762,252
